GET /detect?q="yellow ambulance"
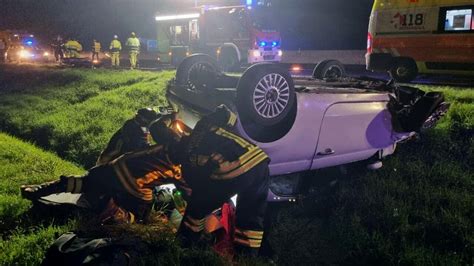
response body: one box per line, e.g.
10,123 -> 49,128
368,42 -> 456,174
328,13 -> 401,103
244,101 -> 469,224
366,0 -> 474,82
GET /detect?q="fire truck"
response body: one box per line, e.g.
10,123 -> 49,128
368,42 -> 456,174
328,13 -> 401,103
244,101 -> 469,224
155,0 -> 282,70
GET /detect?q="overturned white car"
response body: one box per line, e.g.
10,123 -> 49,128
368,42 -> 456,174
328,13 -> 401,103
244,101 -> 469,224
167,54 -> 449,201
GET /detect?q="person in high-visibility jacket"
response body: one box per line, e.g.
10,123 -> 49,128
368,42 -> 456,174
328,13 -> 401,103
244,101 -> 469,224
176,105 -> 270,257
125,32 -> 140,69
20,120 -> 184,224
64,38 -> 83,58
91,39 -> 101,61
109,35 -> 122,67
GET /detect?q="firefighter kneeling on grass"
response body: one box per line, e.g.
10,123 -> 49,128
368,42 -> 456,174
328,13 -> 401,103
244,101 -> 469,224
176,105 -> 270,257
20,105 -> 270,256
20,118 -> 184,224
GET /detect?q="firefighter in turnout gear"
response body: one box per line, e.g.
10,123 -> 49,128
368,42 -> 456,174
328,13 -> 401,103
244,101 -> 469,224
126,32 -> 140,69
176,105 -> 270,257
64,38 -> 83,58
96,108 -> 160,166
109,35 -> 122,67
51,35 -> 64,62
92,39 -> 101,61
20,119 -> 184,224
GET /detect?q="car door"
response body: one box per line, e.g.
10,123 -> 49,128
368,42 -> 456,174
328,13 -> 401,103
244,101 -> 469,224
311,98 -> 394,170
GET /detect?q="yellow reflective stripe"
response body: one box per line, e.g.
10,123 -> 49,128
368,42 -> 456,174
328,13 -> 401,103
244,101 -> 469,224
234,238 -> 262,248
235,228 -> 264,239
214,128 -> 252,149
227,111 -> 237,126
212,152 -> 267,180
220,130 -> 251,149
239,146 -> 263,164
129,212 -> 135,224
73,178 -> 82,194
66,177 -> 75,193
239,152 -> 268,172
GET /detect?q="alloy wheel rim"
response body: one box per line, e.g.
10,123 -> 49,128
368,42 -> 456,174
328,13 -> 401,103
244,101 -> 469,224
253,73 -> 290,119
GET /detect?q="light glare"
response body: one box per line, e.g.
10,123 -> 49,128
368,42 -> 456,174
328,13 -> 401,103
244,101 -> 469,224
155,13 -> 200,21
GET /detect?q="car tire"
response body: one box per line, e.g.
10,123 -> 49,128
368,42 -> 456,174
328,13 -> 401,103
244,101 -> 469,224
236,63 -> 295,126
175,54 -> 221,92
312,59 -> 346,80
389,58 -> 418,83
218,47 -> 240,72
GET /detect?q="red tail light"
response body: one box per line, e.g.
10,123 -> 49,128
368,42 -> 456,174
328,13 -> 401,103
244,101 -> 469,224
367,32 -> 373,53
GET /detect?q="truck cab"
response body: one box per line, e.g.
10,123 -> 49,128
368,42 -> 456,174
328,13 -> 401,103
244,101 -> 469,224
155,0 -> 282,70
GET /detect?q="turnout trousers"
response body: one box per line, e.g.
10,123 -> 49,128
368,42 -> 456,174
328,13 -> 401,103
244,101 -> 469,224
64,166 -> 153,222
129,50 -> 138,69
178,161 -> 270,256
111,52 -> 120,67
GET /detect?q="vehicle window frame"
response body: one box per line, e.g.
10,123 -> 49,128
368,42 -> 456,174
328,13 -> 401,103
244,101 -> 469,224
437,5 -> 474,34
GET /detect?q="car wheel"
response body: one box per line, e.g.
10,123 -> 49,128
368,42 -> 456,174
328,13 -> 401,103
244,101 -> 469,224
175,54 -> 221,92
218,47 -> 240,72
237,63 -> 295,126
389,58 -> 418,83
312,59 -> 346,80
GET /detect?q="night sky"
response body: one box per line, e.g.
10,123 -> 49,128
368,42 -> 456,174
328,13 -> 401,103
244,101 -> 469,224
0,0 -> 374,50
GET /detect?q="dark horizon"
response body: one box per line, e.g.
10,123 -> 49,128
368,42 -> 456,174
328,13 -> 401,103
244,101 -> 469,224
0,0 -> 374,50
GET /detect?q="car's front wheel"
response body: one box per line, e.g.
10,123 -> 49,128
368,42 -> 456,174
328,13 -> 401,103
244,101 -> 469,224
236,63 -> 296,127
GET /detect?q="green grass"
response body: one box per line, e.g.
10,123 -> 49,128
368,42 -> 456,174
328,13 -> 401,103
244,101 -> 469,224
0,133 -> 226,266
267,85 -> 473,265
0,132 -> 82,265
0,65 -> 472,265
0,65 -> 174,167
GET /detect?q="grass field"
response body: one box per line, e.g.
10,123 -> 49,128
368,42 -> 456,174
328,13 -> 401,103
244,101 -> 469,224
0,133 -> 82,265
0,65 -> 472,265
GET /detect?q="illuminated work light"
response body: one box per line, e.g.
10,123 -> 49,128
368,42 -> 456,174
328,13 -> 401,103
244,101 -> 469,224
155,13 -> 200,21
18,50 -> 32,58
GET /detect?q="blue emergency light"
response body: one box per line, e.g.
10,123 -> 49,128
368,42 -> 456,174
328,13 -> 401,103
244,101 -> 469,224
259,41 -> 267,47
272,41 -> 278,47
26,40 -> 33,46
246,0 -> 253,5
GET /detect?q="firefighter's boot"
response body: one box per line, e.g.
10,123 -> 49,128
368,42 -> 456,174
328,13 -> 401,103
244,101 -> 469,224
20,175 -> 68,201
